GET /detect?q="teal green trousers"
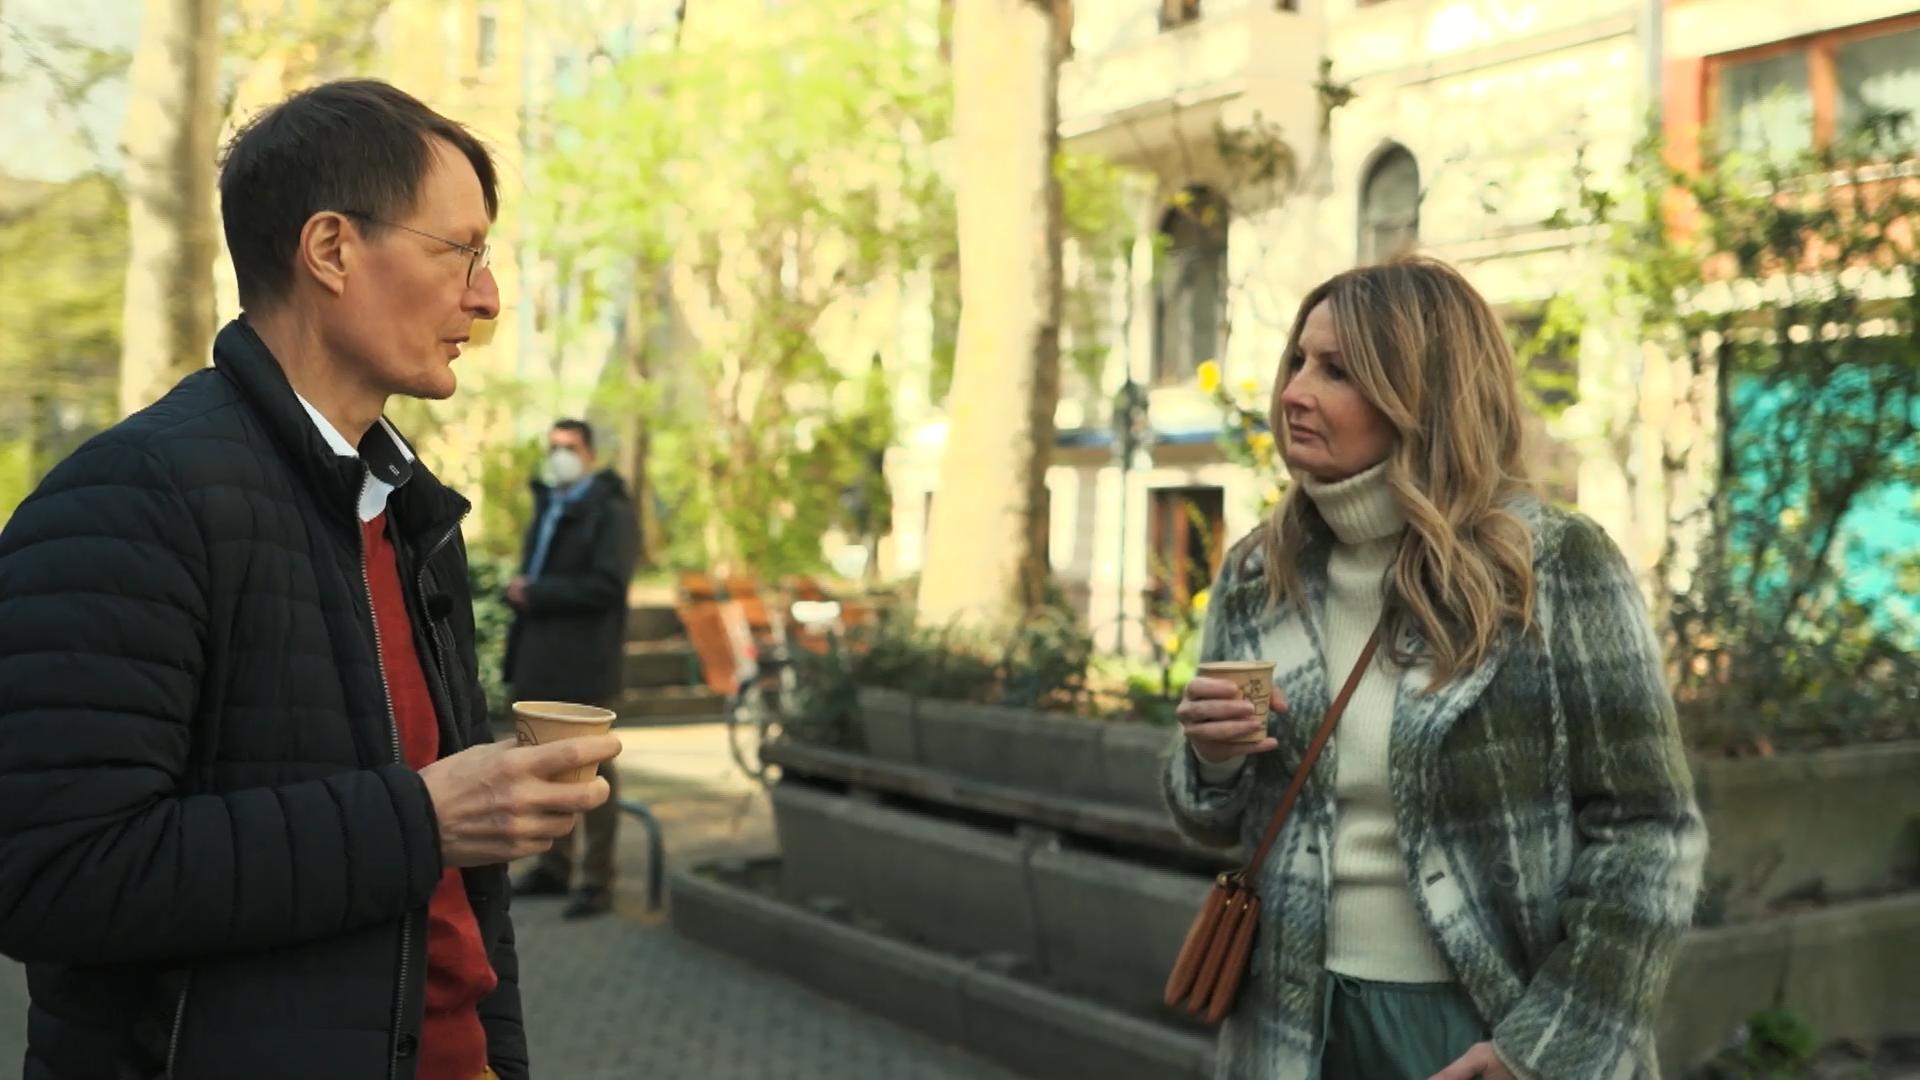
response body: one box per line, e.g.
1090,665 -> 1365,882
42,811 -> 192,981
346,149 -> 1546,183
1315,974 -> 1489,1080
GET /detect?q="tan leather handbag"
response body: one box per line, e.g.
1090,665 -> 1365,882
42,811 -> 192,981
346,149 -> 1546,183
1162,628 -> 1383,1025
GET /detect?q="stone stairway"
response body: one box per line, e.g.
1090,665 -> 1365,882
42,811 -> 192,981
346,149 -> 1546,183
613,602 -> 728,726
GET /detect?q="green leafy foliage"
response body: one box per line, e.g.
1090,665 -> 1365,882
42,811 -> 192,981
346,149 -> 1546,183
1056,149 -> 1138,392
1696,1007 -> 1824,1079
786,599 -> 1196,750
220,0 -> 393,98
1084,648 -> 1190,729
1198,360 -> 1287,515
466,551 -> 519,722
0,14 -> 132,169
0,172 -> 126,518
532,0 -> 949,578
1541,116 -> 1920,749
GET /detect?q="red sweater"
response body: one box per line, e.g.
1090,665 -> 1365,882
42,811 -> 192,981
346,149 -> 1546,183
365,515 -> 498,1080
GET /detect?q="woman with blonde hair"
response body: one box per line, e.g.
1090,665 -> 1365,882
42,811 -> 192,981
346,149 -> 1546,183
1165,258 -> 1704,1080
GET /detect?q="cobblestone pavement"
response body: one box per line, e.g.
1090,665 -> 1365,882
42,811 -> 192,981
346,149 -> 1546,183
0,723 -> 1014,1079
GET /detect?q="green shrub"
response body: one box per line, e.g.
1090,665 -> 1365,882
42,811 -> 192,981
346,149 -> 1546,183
1697,1007 -> 1823,1079
467,553 -> 518,722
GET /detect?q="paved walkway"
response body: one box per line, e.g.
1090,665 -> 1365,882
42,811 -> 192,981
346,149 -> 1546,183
0,723 -> 1013,1079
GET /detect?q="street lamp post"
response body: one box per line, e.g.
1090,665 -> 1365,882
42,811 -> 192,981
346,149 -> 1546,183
1110,376 -> 1150,655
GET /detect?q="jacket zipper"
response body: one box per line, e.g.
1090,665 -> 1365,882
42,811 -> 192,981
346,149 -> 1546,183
413,515 -> 467,726
169,468 -> 454,1075
357,475 -> 414,1080
164,969 -> 193,1077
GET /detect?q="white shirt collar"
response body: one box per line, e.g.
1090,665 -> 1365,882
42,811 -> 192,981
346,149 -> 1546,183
293,393 -> 418,465
296,392 -> 361,459
293,392 -> 415,522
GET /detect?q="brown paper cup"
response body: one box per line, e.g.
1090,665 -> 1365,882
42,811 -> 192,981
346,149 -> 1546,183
1196,661 -> 1276,743
512,701 -> 618,783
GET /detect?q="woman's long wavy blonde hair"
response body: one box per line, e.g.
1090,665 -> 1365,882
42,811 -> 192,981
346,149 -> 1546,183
1262,257 -> 1536,687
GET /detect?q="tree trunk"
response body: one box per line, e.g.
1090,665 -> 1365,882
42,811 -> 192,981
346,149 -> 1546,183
119,0 -> 221,415
915,0 -> 1064,628
615,283 -> 658,570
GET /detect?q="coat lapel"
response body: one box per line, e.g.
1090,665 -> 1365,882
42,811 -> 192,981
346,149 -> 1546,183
1389,492 -> 1552,811
1391,626 -> 1514,793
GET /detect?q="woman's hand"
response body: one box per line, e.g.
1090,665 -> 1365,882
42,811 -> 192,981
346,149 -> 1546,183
1175,676 -> 1285,764
1428,1042 -> 1518,1080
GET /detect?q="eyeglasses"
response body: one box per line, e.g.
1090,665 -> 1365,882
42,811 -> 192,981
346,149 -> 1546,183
341,211 -> 491,287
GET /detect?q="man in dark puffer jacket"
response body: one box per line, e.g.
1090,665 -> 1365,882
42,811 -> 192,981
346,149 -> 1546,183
0,81 -> 620,1080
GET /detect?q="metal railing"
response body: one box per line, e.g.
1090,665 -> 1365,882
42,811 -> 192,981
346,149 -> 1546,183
617,798 -> 665,912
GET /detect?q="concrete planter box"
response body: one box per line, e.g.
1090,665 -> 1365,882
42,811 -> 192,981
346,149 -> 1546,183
671,866 -> 972,1047
1659,893 -> 1920,1068
1098,722 -> 1177,813
678,859 -> 1919,1079
856,691 -> 1920,914
1695,740 -> 1920,921
771,783 -> 1038,960
1027,844 -> 1211,1014
960,960 -> 1213,1080
672,864 -> 1215,1080
855,687 -> 1172,812
855,687 -> 916,761
915,699 -> 1107,798
757,730 -> 1920,1074
770,780 -> 1208,1012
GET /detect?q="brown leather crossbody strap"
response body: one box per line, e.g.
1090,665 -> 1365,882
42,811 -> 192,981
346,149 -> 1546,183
1242,626 -> 1384,878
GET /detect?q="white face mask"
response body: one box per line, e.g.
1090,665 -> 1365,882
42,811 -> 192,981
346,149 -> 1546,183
546,448 -> 586,486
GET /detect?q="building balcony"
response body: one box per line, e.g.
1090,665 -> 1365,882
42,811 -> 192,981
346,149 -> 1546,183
1061,0 -> 1321,163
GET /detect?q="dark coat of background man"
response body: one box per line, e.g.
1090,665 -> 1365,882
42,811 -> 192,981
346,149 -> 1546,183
505,419 -> 640,919
0,79 -> 621,1080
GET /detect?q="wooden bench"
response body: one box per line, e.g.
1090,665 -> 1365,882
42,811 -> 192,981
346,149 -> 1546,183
674,575 -> 754,695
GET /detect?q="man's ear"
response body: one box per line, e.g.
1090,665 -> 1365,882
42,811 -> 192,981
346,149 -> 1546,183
298,211 -> 354,297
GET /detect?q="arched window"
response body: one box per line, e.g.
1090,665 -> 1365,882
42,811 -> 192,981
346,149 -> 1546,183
1358,145 -> 1419,264
1153,186 -> 1228,384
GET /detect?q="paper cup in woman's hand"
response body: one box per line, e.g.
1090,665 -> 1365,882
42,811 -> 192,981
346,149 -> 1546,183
1194,662 -> 1276,743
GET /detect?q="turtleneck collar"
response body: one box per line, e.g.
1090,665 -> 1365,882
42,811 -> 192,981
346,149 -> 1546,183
1300,460 -> 1405,545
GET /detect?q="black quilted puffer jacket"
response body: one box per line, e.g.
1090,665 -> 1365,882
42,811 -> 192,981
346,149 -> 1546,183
0,320 -> 526,1080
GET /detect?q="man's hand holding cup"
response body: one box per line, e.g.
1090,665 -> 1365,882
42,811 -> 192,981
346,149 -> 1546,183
421,701 -> 623,867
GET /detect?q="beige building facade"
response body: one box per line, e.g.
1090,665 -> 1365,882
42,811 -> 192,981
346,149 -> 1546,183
359,0 -> 1916,596
883,0 -> 1652,641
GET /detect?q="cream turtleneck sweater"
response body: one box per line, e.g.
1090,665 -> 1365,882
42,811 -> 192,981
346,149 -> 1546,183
1200,461 -> 1452,983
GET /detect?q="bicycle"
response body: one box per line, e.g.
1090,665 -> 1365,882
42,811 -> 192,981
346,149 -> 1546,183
726,599 -> 844,783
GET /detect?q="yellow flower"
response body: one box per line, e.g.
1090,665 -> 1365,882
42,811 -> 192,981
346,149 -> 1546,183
1248,431 -> 1274,455
1238,378 -> 1258,397
1190,588 -> 1211,615
1196,360 -> 1221,394
1262,483 -> 1282,506
1163,633 -> 1182,653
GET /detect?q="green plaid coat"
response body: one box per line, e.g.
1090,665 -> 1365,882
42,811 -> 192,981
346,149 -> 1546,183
1163,498 -> 1706,1080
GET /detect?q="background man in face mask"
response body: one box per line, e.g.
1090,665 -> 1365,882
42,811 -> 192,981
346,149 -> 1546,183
505,419 -> 640,918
